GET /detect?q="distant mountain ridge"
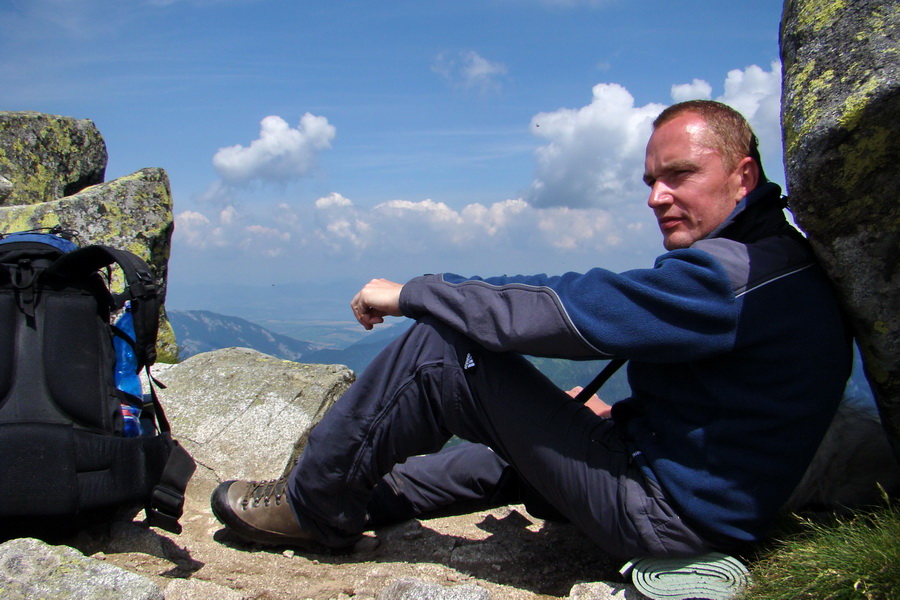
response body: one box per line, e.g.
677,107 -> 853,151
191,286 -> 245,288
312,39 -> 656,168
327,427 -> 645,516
167,309 -> 632,398
169,310 -> 319,362
168,309 -> 414,375
304,322 -> 413,374
168,309 -> 875,411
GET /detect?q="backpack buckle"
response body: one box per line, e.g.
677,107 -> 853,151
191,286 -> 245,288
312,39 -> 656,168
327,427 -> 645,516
146,484 -> 185,534
12,259 -> 37,317
127,273 -> 157,301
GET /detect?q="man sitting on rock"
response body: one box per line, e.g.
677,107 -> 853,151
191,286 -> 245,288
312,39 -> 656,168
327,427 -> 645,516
211,100 -> 851,559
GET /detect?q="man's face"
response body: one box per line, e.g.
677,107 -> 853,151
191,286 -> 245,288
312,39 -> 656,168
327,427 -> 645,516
643,113 -> 752,250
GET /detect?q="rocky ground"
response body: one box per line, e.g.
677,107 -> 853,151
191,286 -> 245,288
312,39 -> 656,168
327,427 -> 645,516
0,352 -> 636,600
46,473 -> 626,600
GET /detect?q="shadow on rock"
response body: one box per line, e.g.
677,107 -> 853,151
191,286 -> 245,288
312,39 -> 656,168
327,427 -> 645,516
59,509 -> 205,580
210,506 -> 621,598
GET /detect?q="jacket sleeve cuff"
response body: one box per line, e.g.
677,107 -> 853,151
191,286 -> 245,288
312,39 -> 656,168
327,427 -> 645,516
399,274 -> 436,318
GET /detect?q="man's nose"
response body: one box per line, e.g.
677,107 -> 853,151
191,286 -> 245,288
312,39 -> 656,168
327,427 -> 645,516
647,182 -> 672,209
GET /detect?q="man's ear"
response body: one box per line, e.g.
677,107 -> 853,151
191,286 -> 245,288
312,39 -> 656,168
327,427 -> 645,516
733,156 -> 760,200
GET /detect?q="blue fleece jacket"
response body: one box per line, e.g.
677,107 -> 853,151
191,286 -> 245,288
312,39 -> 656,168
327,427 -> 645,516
398,182 -> 851,545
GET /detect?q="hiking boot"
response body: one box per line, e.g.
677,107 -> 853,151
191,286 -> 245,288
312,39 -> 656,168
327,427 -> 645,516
211,477 -> 317,547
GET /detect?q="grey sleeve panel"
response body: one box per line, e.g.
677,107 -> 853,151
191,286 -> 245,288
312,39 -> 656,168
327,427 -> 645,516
399,274 -> 606,358
692,235 -> 816,297
691,239 -> 752,295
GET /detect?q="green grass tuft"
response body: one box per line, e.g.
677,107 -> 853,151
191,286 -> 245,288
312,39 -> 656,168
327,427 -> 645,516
741,498 -> 900,600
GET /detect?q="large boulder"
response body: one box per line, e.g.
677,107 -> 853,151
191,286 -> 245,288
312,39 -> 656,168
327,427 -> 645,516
0,112 -> 177,362
785,400 -> 900,511
152,347 -> 355,484
781,0 -> 900,461
0,112 -> 107,206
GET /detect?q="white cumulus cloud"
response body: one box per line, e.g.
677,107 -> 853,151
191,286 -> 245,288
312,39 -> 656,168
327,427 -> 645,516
719,61 -> 782,122
717,61 -> 783,181
433,50 -> 508,94
666,61 -> 783,182
671,78 -> 714,102
537,207 -> 620,250
176,63 -> 784,280
527,83 -> 665,208
315,192 -> 354,209
307,193 -> 630,264
527,62 -> 784,210
212,113 -> 336,185
174,210 -> 211,248
313,194 -> 370,253
461,199 -> 529,236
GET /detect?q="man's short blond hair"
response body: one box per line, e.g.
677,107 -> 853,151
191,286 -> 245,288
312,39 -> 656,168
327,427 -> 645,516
653,100 -> 766,181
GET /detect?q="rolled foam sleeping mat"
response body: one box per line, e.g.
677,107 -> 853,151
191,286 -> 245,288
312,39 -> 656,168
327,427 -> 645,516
619,552 -> 751,600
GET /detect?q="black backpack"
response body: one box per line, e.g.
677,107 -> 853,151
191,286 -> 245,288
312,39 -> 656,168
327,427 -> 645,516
0,228 -> 195,534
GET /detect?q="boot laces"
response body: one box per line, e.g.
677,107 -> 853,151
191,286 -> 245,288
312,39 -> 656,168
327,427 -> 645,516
241,477 -> 288,509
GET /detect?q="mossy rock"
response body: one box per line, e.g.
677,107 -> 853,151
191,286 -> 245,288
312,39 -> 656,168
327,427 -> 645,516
781,0 -> 900,458
0,167 -> 178,363
0,112 -> 107,206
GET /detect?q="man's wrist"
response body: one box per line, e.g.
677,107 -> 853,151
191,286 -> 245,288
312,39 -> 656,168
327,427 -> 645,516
398,276 -> 426,318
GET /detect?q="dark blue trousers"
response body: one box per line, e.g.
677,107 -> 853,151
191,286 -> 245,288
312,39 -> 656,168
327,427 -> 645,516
366,441 -> 525,526
287,317 -> 713,558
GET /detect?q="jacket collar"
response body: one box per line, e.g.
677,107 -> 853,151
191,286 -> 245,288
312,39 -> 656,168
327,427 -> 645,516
703,182 -> 789,244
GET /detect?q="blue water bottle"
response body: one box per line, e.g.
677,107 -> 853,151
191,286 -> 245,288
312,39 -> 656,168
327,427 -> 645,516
114,302 -> 143,437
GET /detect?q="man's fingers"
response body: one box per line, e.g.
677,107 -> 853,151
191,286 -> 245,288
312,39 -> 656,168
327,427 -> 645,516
351,278 -> 403,329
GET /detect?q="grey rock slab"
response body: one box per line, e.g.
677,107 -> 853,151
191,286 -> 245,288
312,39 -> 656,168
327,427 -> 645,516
0,537 -> 162,600
152,347 -> 354,483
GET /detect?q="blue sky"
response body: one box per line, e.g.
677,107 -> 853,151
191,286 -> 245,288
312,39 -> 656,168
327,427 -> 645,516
1,0 -> 786,320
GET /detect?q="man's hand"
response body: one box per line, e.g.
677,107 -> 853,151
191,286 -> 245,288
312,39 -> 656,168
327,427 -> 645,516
350,278 -> 404,330
567,386 -> 612,418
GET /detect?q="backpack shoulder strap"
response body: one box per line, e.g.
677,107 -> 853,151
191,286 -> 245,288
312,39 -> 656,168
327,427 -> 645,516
45,245 -> 160,368
573,358 -> 626,403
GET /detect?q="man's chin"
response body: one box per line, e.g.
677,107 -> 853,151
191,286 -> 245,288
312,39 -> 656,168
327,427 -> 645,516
662,234 -> 694,251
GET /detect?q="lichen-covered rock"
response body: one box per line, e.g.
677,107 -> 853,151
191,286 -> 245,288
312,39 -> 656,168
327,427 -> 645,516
0,537 -> 162,600
152,347 -> 355,482
0,111 -> 107,206
0,175 -> 12,202
781,0 -> 900,460
377,578 -> 491,600
568,581 -> 641,600
0,167 -> 178,362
